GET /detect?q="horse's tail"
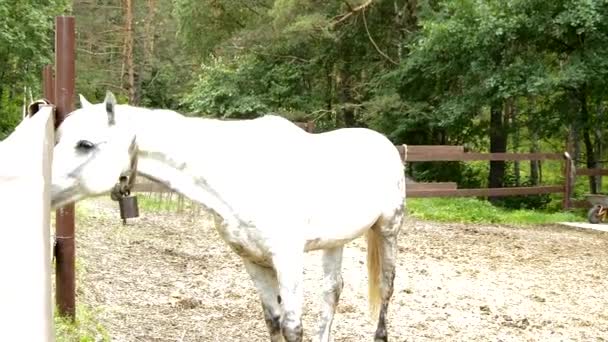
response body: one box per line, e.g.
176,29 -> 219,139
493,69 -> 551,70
366,223 -> 384,321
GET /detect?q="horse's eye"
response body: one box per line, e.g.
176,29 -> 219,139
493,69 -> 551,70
76,140 -> 95,151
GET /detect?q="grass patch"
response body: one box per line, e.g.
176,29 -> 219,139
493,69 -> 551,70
138,194 -> 182,212
54,304 -> 110,342
136,193 -> 201,214
407,197 -> 585,225
51,202 -> 111,341
52,253 -> 110,341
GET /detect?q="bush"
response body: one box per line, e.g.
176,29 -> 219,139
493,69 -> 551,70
492,173 -> 552,210
408,161 -> 485,189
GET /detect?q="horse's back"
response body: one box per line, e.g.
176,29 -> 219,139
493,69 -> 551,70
309,126 -> 404,189
237,118 -> 404,205
187,115 -> 404,228
277,126 -> 403,246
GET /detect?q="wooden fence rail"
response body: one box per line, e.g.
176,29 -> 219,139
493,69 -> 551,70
0,105 -> 55,341
575,168 -> 608,176
407,186 -> 564,198
565,163 -> 608,209
131,143 -> 573,208
406,152 -> 564,162
400,145 -> 569,205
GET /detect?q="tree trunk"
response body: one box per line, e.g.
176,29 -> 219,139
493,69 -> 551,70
137,0 -> 157,105
144,0 -> 156,64
122,0 -> 136,104
335,61 -> 355,127
325,65 -> 333,111
583,127 -> 596,193
594,128 -> 602,193
0,66 -> 5,113
594,100 -> 605,193
530,129 -> 540,186
341,99 -> 355,127
579,90 -> 597,193
489,102 -> 507,203
394,0 -> 417,61
574,127 -> 581,165
507,98 -> 520,186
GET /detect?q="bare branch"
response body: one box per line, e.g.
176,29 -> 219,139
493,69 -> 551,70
93,82 -> 125,92
342,0 -> 355,12
230,43 -> 310,63
241,2 -> 262,16
255,52 -> 309,63
331,0 -> 373,27
361,6 -> 399,65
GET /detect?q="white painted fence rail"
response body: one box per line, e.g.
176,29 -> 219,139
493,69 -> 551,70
0,105 -> 55,341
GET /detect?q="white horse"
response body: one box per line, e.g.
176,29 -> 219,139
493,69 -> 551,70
50,91 -> 406,342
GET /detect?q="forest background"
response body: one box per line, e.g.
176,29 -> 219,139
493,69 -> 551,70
3,0 -> 608,209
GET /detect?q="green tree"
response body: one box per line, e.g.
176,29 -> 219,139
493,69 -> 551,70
391,0 -> 608,194
175,0 -> 418,129
0,0 -> 69,139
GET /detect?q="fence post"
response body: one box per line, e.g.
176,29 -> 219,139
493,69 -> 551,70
42,65 -> 55,106
54,15 -> 76,320
563,152 -> 574,210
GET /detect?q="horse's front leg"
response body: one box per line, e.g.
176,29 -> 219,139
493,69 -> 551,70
273,248 -> 305,342
243,259 -> 284,342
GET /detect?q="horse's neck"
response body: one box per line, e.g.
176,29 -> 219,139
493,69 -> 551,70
127,109 -> 312,224
130,109 -> 243,223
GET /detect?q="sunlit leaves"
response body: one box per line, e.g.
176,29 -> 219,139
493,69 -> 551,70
0,0 -> 68,139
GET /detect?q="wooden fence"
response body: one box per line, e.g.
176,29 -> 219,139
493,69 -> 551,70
132,142 -> 576,209
399,145 -> 569,206
0,105 -> 55,341
563,159 -> 608,209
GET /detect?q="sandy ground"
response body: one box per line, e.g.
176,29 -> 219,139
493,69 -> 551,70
67,197 -> 608,341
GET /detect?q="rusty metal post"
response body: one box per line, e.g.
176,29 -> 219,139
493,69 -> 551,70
42,65 -> 54,104
54,16 -> 76,320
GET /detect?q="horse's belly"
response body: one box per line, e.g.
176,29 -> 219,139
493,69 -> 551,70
214,219 -> 273,266
303,207 -> 380,251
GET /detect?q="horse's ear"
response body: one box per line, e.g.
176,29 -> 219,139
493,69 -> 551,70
79,94 -> 93,108
105,91 -> 116,126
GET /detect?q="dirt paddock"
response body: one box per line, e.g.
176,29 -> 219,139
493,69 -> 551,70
69,198 -> 608,341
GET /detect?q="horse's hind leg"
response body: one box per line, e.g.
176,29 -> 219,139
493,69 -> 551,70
368,207 -> 404,342
317,247 -> 344,342
373,232 -> 397,342
243,259 -> 284,342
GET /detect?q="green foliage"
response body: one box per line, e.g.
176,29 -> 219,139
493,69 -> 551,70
173,0 -> 273,57
51,203 -> 110,341
182,52 -> 337,119
54,304 -> 110,342
138,194 -> 183,212
176,0 -> 410,129
182,56 -> 270,118
0,0 -> 69,139
73,0 -> 193,110
409,161 -> 485,189
25,0 -> 608,211
408,197 -> 583,224
492,175 -> 553,210
0,92 -> 21,140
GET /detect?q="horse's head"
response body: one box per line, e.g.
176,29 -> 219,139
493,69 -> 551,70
51,91 -> 138,209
